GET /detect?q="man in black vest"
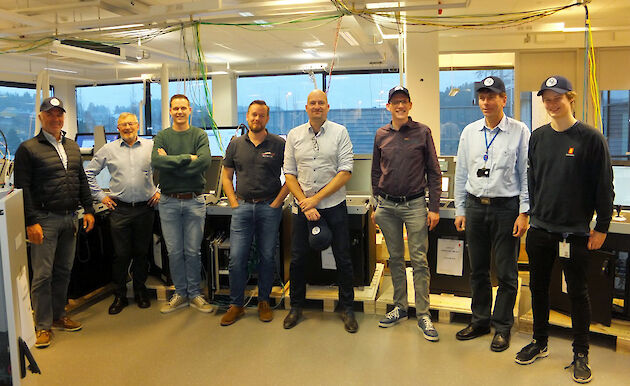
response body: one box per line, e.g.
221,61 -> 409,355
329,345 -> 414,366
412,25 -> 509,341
14,97 -> 95,349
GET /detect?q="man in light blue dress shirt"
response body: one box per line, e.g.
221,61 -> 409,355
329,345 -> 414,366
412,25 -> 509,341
453,76 -> 530,352
283,89 -> 357,333
85,112 -> 160,314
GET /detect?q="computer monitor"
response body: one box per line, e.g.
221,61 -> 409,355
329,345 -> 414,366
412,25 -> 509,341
345,156 -> 372,195
207,127 -> 239,156
204,156 -> 224,195
139,134 -> 153,140
82,160 -> 110,191
613,165 -> 630,209
75,133 -> 94,149
105,133 -> 119,143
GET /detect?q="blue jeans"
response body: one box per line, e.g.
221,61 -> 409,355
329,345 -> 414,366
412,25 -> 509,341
374,196 -> 430,315
465,195 -> 519,332
228,199 -> 282,306
30,212 -> 78,330
158,194 -> 206,298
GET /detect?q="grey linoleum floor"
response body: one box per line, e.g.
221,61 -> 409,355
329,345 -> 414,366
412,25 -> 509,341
22,294 -> 629,386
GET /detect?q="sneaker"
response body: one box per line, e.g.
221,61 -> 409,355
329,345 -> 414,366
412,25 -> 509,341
258,301 -> 273,322
221,305 -> 245,326
160,293 -> 188,314
190,295 -> 214,313
379,306 -> 408,328
417,315 -> 439,341
52,317 -> 82,332
565,353 -> 592,384
515,340 -> 549,365
35,329 -> 52,348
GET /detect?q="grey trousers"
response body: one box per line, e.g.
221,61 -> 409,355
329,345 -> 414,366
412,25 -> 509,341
30,212 -> 78,330
374,196 -> 430,315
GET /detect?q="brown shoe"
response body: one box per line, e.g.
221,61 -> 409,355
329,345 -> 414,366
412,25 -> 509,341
220,305 -> 245,326
35,329 -> 52,348
258,301 -> 273,322
52,317 -> 82,332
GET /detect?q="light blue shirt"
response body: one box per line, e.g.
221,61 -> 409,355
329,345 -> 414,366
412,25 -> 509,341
42,130 -> 68,170
284,120 -> 354,209
454,114 -> 530,217
85,137 -> 158,203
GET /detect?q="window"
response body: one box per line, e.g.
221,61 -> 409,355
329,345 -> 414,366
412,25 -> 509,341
0,82 -> 39,157
76,83 -> 144,133
326,72 -> 400,154
602,90 -> 630,159
439,69 -> 514,156
150,79 -> 213,133
237,74 -> 314,136
237,72 -> 400,154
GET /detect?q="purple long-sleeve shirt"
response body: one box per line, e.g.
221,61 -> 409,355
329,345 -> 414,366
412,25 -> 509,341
371,117 -> 442,212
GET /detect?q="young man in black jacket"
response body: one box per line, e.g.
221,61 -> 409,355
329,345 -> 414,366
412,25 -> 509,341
14,97 -> 96,349
514,76 -> 614,384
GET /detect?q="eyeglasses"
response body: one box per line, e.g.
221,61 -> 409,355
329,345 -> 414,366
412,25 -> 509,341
389,100 -> 409,106
118,122 -> 138,127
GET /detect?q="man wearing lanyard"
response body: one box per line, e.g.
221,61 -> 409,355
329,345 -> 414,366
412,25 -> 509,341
219,100 -> 289,326
372,86 -> 442,341
515,76 -> 613,384
453,76 -> 530,352
85,112 -> 160,314
14,97 -> 95,348
283,89 -> 357,333
152,94 -> 214,314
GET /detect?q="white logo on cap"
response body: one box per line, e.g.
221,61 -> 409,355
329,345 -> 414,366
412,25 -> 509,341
50,98 -> 60,106
546,77 -> 558,87
395,86 -> 404,91
311,226 -> 321,235
483,77 -> 494,86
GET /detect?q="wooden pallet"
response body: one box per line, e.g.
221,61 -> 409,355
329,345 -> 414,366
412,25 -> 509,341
518,309 -> 630,353
214,284 -> 287,305
282,263 -> 385,314
375,267 -> 522,323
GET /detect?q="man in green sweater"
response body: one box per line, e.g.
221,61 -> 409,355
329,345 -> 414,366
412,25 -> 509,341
152,94 -> 213,314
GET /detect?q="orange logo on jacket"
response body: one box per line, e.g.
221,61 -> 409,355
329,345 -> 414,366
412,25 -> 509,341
566,147 -> 575,157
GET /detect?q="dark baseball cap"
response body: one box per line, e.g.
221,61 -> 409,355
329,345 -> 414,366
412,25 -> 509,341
308,218 -> 332,251
475,76 -> 506,94
388,86 -> 410,102
40,97 -> 66,113
537,75 -> 573,96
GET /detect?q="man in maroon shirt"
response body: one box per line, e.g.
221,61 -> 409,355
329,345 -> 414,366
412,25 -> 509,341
371,86 -> 443,341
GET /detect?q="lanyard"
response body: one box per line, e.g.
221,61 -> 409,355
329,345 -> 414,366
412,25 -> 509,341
483,127 -> 500,161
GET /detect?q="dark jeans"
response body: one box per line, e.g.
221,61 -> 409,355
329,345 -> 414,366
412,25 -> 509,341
465,196 -> 519,333
228,199 -> 282,306
109,204 -> 155,297
30,212 -> 78,330
290,201 -> 354,310
526,227 -> 591,355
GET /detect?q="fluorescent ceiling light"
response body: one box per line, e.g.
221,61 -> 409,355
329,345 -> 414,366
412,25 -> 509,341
44,67 -> 78,74
239,12 -> 254,17
303,40 -> 325,48
373,16 -> 400,40
254,19 -> 272,28
339,31 -> 359,46
366,2 -> 405,9
302,48 -> 320,57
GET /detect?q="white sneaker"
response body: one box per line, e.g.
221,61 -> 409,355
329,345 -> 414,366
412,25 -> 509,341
160,294 -> 188,314
190,295 -> 214,313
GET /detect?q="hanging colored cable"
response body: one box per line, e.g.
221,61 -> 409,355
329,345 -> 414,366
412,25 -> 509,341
325,17 -> 343,94
583,5 -> 602,131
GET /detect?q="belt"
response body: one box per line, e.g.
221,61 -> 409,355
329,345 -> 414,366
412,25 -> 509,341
166,192 -> 200,200
115,200 -> 149,207
237,195 -> 276,204
467,194 -> 518,206
380,191 -> 424,203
